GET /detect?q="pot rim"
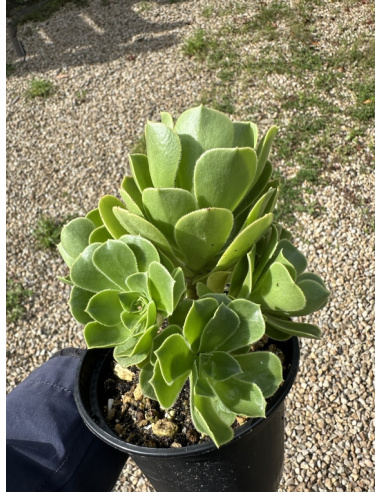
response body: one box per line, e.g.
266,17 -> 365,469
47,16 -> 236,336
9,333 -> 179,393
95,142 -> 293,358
75,337 -> 299,457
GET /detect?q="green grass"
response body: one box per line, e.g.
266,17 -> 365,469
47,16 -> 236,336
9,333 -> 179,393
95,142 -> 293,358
25,78 -> 55,100
75,89 -> 88,104
349,79 -> 375,122
6,279 -> 33,323
32,214 -> 77,250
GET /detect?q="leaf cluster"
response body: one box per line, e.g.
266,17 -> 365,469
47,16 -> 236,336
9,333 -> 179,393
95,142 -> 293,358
57,105 -> 329,447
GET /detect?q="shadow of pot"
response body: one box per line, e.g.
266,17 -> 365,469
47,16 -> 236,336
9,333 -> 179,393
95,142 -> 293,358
75,337 -> 299,492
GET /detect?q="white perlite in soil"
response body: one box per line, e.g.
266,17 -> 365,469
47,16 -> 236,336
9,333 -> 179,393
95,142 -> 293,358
6,1 -> 374,491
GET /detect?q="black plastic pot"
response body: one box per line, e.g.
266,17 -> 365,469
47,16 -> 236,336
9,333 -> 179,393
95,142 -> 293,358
75,337 -> 299,492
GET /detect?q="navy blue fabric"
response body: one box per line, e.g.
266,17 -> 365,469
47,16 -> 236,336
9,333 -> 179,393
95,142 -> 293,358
6,352 -> 128,492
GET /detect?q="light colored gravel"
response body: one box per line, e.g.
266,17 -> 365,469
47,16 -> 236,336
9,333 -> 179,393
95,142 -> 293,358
6,0 -> 374,491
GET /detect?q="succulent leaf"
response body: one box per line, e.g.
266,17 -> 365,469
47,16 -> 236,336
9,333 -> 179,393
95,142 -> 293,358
145,122 -> 182,188
160,111 -> 174,128
99,195 -> 128,239
174,208 -> 234,273
199,303 -> 240,353
142,188 -> 197,241
128,154 -> 153,193
200,351 -> 242,381
119,235 -> 160,272
183,297 -> 219,353
211,378 -> 266,418
219,299 -> 265,351
232,121 -> 258,148
84,321 -> 129,348
148,261 -> 176,314
150,359 -> 190,408
89,226 -> 113,244
155,333 -> 194,385
113,208 -> 176,262
265,314 -> 322,339
86,289 -> 124,326
174,105 -> 235,191
254,126 -> 278,184
92,240 -> 138,290
215,213 -> 273,272
250,262 -> 306,312
71,243 -> 119,292
120,176 -> 144,211
193,147 -> 257,211
58,217 -> 95,267
69,286 -> 94,324
234,352 -> 283,398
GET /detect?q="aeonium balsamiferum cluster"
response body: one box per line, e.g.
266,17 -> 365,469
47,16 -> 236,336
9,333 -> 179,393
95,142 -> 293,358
58,105 -> 329,447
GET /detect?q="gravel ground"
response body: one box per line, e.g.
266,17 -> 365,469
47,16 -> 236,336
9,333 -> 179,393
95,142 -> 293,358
6,0 -> 375,491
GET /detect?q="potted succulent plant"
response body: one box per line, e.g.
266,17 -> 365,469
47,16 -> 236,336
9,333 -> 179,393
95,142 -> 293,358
58,105 -> 329,492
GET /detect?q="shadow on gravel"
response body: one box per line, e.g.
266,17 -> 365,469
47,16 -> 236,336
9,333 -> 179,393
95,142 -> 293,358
7,0 -> 189,74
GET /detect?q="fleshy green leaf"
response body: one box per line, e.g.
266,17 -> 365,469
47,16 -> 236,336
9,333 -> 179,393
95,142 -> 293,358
140,362 -> 156,399
172,267 -> 186,307
183,298 -> 219,353
192,393 -> 234,447
215,213 -> 273,272
70,243 -> 119,292
59,218 -> 95,267
232,121 -> 258,148
119,187 -> 144,218
150,359 -> 189,408
99,195 -> 128,239
194,148 -> 257,211
145,122 -> 182,188
175,208 -> 233,272
194,374 -> 215,397
174,105 -> 235,191
234,161 -> 273,219
155,333 -> 194,385
142,188 -> 197,241
206,271 -> 230,294
199,303 -> 240,353
114,325 -> 158,367
200,352 -> 242,381
86,208 -> 103,228
86,289 -> 123,326
148,262 -> 175,314
113,208 -> 176,262
128,154 -> 153,192
211,378 -> 266,418
292,279 -> 330,316
265,323 -> 292,341
250,262 -> 306,312
84,321 -> 129,348
92,240 -> 138,290
161,111 -> 174,128
265,314 -> 322,339
234,352 -> 283,397
168,298 -> 193,327
119,234 -> 160,272
219,299 -> 264,351
272,239 -> 307,277
89,226 -> 113,244
69,286 -> 94,324
254,126 -> 278,184
126,272 -> 150,298
244,188 -> 277,228
120,176 -> 144,211
252,224 -> 279,284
